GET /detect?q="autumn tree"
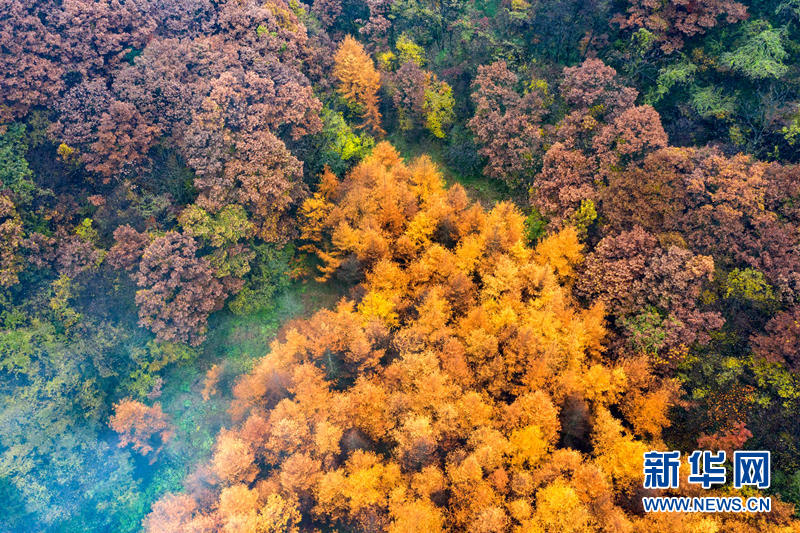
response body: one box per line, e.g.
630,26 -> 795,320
334,35 -> 385,135
53,0 -> 156,76
613,0 -> 748,53
386,48 -> 454,138
110,399 -> 174,460
390,61 -> 428,132
134,232 -> 224,346
577,226 -> 723,363
0,2 -> 64,120
312,0 -> 342,27
84,101 -> 160,178
598,146 -> 800,302
676,148 -> 800,301
0,194 -> 24,287
468,61 -> 548,185
560,58 -> 638,115
143,493 -> 217,533
752,307 -> 800,372
52,233 -> 102,278
51,79 -> 161,179
180,67 -> 319,240
111,36 -> 212,137
533,60 -> 669,226
107,224 -> 150,272
38,0 -> 324,244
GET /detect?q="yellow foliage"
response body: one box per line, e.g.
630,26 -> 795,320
314,421 -> 343,456
377,50 -> 397,70
395,34 -> 426,66
591,408 -> 648,493
533,226 -> 584,284
358,290 -> 399,327
508,425 -> 549,467
411,465 -> 447,498
254,494 -> 302,533
388,498 -> 443,533
57,142 -> 78,163
581,364 -> 627,404
218,484 -> 259,520
532,480 -> 594,532
340,451 -> 404,513
212,430 -> 258,485
404,210 -> 437,246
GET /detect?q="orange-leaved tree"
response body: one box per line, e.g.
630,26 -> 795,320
110,399 -> 174,462
334,35 -> 384,136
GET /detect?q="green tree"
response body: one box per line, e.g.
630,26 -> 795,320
423,77 -> 455,138
722,21 -> 789,80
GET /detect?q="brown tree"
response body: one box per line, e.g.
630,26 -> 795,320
107,224 -> 150,272
577,227 -> 723,361
134,232 -> 224,346
752,307 -> 800,372
180,66 -> 319,240
468,61 -> 547,184
84,100 -> 160,178
613,0 -> 748,53
532,60 -> 654,225
560,58 -> 638,116
112,37 -> 205,134
53,0 -> 156,76
592,105 -> 668,170
312,0 -> 343,27
389,61 -> 428,132
53,234 -> 101,278
0,2 -> 64,120
676,148 -> 800,301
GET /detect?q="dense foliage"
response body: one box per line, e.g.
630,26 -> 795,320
1,0 -> 800,531
147,144 -> 797,531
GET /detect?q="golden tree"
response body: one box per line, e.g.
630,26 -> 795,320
334,35 -> 384,135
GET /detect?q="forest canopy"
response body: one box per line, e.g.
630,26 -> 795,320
1,0 -> 800,532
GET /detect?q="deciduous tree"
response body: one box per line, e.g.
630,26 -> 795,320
107,224 -> 150,272
613,0 -> 748,53
110,399 -> 174,460
134,232 -> 224,346
468,61 -> 547,185
334,35 -> 385,135
0,194 -> 24,287
148,144 -> 794,532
